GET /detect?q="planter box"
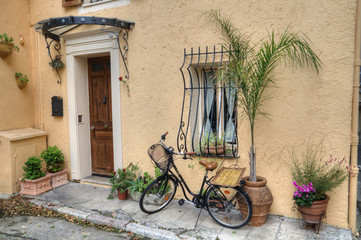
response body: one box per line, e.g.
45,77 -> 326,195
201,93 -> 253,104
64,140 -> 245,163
20,174 -> 52,195
49,169 -> 69,189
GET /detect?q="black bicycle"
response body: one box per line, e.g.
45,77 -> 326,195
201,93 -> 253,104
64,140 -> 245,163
139,132 -> 252,229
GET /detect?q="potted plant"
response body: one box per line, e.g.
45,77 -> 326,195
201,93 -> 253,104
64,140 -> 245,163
290,143 -> 349,224
14,72 -> 29,90
127,171 -> 155,201
208,10 -> 321,225
108,163 -> 139,200
40,146 -> 68,189
20,156 -> 52,195
201,132 -> 225,155
0,33 -> 19,59
49,58 -> 65,71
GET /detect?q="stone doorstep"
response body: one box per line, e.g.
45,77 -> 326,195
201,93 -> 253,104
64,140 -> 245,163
48,169 -> 69,189
19,174 -> 52,196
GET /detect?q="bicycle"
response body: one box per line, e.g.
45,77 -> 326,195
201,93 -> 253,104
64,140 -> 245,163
139,132 -> 252,229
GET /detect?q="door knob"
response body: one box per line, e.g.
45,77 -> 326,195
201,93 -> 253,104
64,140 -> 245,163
90,126 -> 95,130
104,124 -> 108,129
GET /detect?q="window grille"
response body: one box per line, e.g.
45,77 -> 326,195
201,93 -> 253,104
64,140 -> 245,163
177,46 -> 238,158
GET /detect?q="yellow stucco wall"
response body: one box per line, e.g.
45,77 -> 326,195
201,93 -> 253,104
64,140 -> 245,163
0,0 -> 35,130
0,0 -> 356,228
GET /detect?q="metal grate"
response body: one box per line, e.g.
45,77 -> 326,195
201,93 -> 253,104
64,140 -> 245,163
177,46 -> 239,158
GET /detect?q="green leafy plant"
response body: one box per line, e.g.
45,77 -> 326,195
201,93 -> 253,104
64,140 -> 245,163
201,132 -> 224,147
0,33 -> 20,51
22,156 -> 46,180
49,58 -> 64,71
40,146 -> 65,173
126,171 -> 154,194
208,10 -> 321,182
15,72 -> 29,83
289,141 -> 349,205
108,163 -> 139,199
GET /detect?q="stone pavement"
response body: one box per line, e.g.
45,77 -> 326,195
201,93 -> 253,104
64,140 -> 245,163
20,182 -> 352,240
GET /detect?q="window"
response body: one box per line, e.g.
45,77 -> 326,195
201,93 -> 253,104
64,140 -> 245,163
78,0 -> 130,14
177,47 -> 238,158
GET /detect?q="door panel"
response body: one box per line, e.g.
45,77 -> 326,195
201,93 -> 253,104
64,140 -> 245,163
88,56 -> 114,175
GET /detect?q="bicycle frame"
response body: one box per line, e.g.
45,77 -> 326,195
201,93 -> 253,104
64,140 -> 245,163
161,152 -> 213,206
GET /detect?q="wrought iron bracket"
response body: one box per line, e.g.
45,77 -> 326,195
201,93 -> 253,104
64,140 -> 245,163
45,37 -> 62,84
35,16 -> 135,84
291,205 -> 327,234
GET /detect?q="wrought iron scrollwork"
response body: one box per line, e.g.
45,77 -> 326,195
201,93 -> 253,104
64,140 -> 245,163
35,16 -> 135,85
177,46 -> 239,158
45,37 -> 62,84
100,26 -> 130,80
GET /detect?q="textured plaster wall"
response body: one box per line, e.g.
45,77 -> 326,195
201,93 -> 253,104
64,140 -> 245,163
25,0 -> 356,228
0,0 -> 35,130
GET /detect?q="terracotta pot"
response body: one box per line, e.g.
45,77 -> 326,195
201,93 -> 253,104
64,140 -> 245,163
48,169 -> 69,189
20,174 -> 52,196
298,195 -> 330,224
0,42 -> 14,59
15,77 -> 27,90
203,146 -> 225,155
117,189 -> 128,200
241,176 -> 273,226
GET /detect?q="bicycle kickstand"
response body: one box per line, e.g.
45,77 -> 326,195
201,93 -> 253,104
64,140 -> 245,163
194,207 -> 203,228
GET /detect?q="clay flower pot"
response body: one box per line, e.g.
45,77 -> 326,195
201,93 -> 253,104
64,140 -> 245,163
241,176 -> 273,226
15,77 -> 27,89
297,195 -> 330,224
203,146 -> 225,155
48,169 -> 69,189
117,190 -> 128,200
20,174 -> 52,196
0,42 -> 14,59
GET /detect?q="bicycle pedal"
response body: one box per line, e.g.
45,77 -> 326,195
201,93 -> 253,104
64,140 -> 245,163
178,199 -> 185,206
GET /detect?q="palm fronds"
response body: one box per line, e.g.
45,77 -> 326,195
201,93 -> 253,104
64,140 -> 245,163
208,10 -> 321,181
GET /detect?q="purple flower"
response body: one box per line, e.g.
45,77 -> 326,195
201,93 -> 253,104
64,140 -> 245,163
306,194 -> 308,198
292,181 -> 298,187
293,191 -> 299,197
298,193 -> 302,197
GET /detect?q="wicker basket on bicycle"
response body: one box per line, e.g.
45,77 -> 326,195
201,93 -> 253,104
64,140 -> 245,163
148,143 -> 173,171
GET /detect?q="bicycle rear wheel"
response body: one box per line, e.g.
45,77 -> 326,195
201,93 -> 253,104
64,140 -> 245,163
206,185 -> 252,228
139,176 -> 177,214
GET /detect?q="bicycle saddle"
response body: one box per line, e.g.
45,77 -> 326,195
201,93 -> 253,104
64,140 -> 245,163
199,160 -> 218,171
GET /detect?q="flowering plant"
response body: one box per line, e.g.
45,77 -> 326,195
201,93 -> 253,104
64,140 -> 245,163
289,141 -> 349,205
108,163 -> 139,199
292,182 -> 317,207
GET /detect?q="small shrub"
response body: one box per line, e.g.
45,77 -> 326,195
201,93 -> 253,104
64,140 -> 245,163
0,33 -> 20,51
22,156 -> 46,180
15,72 -> 29,83
40,146 -> 65,173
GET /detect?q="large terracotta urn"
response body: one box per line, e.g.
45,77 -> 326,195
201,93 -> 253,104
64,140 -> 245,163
242,176 -> 273,226
297,195 -> 330,224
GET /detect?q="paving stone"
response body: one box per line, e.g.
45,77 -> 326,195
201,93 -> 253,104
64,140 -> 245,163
87,214 -> 129,230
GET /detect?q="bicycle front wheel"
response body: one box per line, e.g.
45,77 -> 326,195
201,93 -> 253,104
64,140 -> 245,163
206,185 -> 252,228
139,176 -> 177,214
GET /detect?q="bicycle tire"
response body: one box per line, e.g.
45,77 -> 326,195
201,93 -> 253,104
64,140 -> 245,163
206,185 -> 252,228
139,176 -> 177,214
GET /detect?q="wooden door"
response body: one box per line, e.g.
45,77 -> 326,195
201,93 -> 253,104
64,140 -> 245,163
88,56 -> 114,175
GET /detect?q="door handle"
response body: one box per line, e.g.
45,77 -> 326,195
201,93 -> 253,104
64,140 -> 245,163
103,96 -> 107,104
90,126 -> 95,130
104,124 -> 108,129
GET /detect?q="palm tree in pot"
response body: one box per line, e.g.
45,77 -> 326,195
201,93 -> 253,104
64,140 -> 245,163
208,10 -> 321,225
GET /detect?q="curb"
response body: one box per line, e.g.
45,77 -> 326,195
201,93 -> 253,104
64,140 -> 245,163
27,198 -> 181,240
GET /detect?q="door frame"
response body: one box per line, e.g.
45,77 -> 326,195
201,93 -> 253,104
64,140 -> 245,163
63,28 -> 123,180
